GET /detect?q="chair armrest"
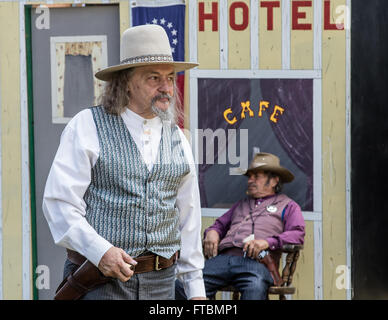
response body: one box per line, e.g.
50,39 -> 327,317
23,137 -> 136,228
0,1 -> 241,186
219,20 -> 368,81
281,244 -> 304,252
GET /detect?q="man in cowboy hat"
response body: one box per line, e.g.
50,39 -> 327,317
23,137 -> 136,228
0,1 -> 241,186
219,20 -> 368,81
176,152 -> 305,300
43,24 -> 206,300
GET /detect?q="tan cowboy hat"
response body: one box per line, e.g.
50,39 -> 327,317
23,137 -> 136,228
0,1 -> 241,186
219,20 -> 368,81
243,152 -> 294,183
95,24 -> 198,81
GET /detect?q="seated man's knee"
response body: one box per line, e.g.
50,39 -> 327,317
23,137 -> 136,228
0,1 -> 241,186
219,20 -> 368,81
236,274 -> 271,300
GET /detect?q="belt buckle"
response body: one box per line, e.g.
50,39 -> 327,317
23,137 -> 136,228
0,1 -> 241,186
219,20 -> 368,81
155,255 -> 161,271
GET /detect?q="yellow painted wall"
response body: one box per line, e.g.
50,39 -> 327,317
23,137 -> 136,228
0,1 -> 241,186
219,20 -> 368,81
259,0 -> 282,69
228,0 -> 250,69
198,0 -> 220,69
119,0 -> 129,36
0,1 -> 22,299
321,0 -> 347,300
290,1 -> 313,69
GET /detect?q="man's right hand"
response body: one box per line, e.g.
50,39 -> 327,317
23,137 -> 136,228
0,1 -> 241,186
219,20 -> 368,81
203,230 -> 220,258
98,247 -> 137,282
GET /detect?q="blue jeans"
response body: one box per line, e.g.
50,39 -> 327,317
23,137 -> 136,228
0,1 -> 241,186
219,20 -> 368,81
176,254 -> 273,300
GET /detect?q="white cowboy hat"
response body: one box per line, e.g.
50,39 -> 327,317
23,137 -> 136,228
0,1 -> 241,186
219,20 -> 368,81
95,24 -> 198,81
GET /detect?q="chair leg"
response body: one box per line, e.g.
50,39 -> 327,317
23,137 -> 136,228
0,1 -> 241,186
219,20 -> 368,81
232,291 -> 240,300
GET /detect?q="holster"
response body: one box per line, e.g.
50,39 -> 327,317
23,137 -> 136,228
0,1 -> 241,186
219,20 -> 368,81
54,249 -> 179,300
257,253 -> 284,287
54,252 -> 111,300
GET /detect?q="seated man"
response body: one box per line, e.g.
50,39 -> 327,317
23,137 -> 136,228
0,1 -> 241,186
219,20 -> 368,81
176,152 -> 305,300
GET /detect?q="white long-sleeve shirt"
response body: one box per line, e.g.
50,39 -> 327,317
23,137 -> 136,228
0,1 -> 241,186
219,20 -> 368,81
42,107 -> 206,299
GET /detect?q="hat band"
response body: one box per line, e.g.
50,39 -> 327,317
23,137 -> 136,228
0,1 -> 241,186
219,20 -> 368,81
120,54 -> 174,65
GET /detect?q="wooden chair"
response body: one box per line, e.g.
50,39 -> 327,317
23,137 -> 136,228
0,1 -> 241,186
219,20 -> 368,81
209,244 -> 303,300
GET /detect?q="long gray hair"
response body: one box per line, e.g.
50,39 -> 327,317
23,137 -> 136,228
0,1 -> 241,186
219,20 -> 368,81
98,67 -> 184,125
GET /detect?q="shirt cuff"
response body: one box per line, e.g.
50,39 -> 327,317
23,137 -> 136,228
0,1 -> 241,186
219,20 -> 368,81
184,277 -> 206,300
204,227 -> 221,239
266,237 -> 279,251
84,236 -> 113,267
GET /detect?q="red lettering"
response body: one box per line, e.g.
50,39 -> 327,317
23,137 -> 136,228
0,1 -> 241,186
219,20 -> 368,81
260,1 -> 280,31
324,0 -> 344,30
199,2 -> 218,32
229,2 -> 249,31
292,1 -> 312,30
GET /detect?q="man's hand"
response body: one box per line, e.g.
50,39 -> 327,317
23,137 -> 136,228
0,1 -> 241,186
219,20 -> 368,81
243,239 -> 269,259
203,230 -> 220,258
98,247 -> 138,282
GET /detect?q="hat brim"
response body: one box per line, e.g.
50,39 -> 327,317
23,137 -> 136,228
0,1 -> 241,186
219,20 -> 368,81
95,61 -> 198,81
243,164 -> 295,183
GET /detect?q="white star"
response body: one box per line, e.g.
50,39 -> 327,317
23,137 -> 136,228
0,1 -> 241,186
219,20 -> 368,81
167,22 -> 173,28
152,18 -> 158,24
160,18 -> 166,25
171,29 -> 177,36
172,38 -> 178,45
171,47 -> 175,53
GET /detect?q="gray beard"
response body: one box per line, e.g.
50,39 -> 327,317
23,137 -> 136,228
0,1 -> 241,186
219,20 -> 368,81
151,94 -> 176,124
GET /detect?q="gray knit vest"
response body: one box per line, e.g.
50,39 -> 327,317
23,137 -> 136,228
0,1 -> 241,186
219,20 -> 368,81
84,106 -> 190,259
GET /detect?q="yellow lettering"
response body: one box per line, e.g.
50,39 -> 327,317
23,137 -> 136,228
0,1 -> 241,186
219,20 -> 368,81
223,107 -> 237,125
259,101 -> 270,117
240,101 -> 254,119
270,105 -> 285,123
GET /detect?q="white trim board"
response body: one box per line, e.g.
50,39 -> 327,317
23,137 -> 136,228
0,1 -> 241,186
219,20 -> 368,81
282,0 -> 291,69
312,0 -> 323,301
188,0 -> 197,63
219,0 -> 228,69
250,0 -> 259,70
20,1 -> 32,300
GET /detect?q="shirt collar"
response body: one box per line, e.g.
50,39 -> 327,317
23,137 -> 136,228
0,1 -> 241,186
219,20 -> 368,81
251,194 -> 277,203
122,108 -> 162,128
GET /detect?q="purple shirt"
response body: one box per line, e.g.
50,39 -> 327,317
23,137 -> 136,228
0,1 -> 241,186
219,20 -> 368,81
204,194 -> 305,251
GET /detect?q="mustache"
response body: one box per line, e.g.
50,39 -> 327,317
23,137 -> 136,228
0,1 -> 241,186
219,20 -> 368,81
151,93 -> 172,104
